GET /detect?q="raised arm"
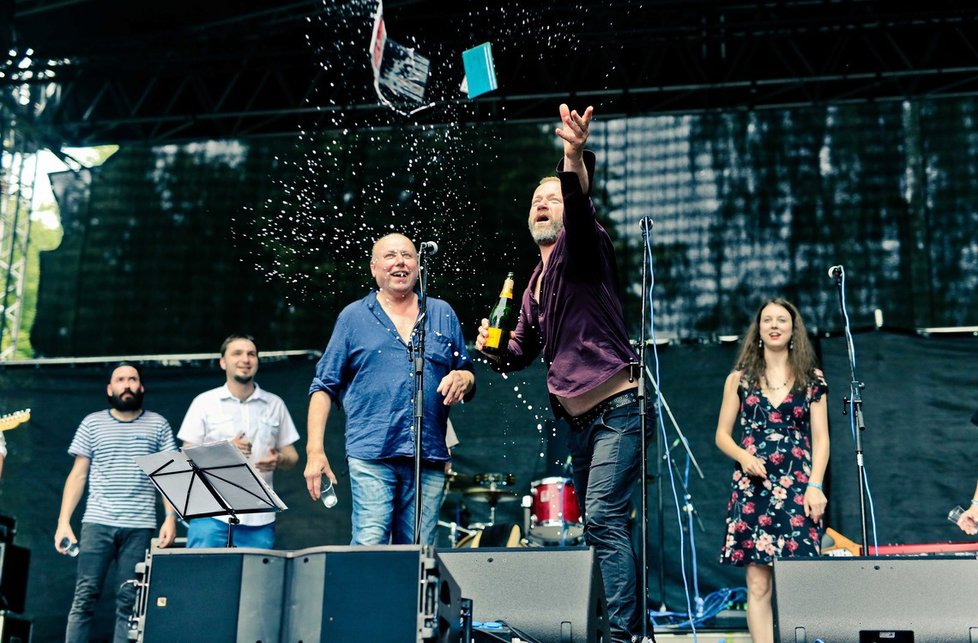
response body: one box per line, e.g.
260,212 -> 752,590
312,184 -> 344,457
556,103 -> 593,195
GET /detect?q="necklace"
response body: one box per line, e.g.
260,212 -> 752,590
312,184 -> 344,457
763,374 -> 789,391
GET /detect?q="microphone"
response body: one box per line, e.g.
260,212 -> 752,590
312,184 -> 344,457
827,265 -> 843,279
419,241 -> 439,256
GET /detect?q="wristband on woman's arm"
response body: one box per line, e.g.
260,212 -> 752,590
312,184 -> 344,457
807,481 -> 823,491
971,498 -> 978,507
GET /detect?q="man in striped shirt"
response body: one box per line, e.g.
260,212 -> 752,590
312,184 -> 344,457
55,362 -> 178,643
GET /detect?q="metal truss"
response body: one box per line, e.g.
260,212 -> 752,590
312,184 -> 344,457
0,100 -> 38,361
6,1 -> 978,144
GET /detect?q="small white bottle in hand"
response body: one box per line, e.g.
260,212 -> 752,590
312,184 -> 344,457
320,478 -> 338,508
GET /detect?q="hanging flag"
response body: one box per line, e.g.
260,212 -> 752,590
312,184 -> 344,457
368,0 -> 431,106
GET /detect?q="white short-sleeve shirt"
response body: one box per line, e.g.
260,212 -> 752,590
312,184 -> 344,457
178,383 -> 299,526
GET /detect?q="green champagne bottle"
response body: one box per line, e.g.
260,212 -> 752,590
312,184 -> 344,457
484,272 -> 515,355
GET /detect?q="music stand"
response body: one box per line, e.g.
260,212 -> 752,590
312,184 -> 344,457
135,441 -> 287,547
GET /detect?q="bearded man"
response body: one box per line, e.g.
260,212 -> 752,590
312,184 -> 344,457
55,362 -> 178,643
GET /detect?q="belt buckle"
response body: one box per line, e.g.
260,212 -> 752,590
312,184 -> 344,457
608,390 -> 634,411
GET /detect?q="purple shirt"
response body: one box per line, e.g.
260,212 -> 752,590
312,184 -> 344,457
493,151 -> 638,413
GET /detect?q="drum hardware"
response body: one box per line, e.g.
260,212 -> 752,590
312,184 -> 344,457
461,488 -> 519,503
520,494 -> 533,545
472,472 -> 515,488
436,520 -> 476,547
452,522 -> 522,548
445,470 -> 476,489
464,472 -> 517,524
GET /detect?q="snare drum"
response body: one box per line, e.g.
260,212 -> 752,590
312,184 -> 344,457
528,477 -> 584,544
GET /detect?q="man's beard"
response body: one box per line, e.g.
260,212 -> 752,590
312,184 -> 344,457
108,389 -> 144,412
530,222 -> 561,246
232,373 -> 254,385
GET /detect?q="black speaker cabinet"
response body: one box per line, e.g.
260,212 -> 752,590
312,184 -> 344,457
139,548 -> 287,643
436,547 -> 609,643
0,612 -> 31,643
0,515 -> 15,544
773,557 -> 978,643
285,545 -> 439,642
0,544 -> 28,614
0,612 -> 30,643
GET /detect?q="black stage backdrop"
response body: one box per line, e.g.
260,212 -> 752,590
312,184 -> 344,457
1,332 -> 976,640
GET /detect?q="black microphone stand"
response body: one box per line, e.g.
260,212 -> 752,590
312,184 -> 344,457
636,216 -> 652,641
636,219 -> 705,635
642,361 -> 705,607
831,265 -> 870,550
410,245 -> 433,545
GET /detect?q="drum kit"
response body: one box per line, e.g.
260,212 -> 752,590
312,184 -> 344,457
438,470 -> 585,548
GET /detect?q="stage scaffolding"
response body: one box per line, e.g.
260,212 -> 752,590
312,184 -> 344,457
0,94 -> 39,361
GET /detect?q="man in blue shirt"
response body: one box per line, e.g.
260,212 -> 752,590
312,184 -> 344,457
304,233 -> 475,545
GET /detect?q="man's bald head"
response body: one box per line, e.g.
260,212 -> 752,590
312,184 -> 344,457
371,233 -> 416,262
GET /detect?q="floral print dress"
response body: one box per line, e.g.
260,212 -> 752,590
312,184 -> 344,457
720,374 -> 826,566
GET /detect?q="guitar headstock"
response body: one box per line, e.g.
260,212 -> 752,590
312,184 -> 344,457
0,409 -> 31,432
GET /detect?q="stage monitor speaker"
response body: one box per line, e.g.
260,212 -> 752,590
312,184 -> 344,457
282,545 -> 438,643
139,548 -> 287,643
436,547 -> 609,643
285,545 -> 439,642
773,557 -> 978,643
0,544 -> 29,614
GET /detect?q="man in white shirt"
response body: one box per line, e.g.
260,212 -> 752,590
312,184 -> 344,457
178,334 -> 300,548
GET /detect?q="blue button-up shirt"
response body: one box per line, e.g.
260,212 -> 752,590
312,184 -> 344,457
309,291 -> 474,462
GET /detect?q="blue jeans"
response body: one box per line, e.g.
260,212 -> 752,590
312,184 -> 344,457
186,517 -> 276,549
65,522 -> 154,643
566,400 -> 648,639
348,457 -> 446,545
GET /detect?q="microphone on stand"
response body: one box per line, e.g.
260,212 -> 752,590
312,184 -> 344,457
827,264 -> 843,279
419,241 -> 439,256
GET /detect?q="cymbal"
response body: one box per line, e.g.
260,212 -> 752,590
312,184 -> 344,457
463,487 -> 519,503
472,472 -> 515,488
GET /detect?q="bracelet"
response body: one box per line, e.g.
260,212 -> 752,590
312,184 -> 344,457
807,481 -> 824,491
165,511 -> 176,517
971,499 -> 978,507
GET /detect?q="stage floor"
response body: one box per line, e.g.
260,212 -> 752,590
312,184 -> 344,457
656,633 -> 750,643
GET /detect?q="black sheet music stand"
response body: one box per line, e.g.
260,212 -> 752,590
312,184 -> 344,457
135,441 -> 287,547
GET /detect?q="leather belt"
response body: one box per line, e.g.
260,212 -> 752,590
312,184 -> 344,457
567,389 -> 638,432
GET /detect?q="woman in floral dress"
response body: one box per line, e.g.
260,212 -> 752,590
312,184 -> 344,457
715,298 -> 829,643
